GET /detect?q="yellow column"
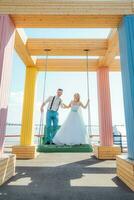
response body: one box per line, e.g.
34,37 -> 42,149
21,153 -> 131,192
12,66 -> 38,159
21,66 -> 37,146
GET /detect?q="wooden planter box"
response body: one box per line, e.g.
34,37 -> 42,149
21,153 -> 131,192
94,145 -> 121,159
12,145 -> 37,159
116,155 -> 134,191
0,154 -> 16,186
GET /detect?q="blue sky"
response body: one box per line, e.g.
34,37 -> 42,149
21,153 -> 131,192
7,28 -> 125,129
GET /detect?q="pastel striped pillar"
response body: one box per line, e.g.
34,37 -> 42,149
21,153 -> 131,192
20,66 -> 37,146
0,15 -> 15,153
118,15 -> 134,160
97,67 -> 113,146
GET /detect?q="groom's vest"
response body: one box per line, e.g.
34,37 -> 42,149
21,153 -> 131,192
48,96 -> 62,112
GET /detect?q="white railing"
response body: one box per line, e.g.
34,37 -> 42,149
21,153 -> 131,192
2,123 -> 127,151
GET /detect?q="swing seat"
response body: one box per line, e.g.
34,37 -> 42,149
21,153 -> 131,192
37,144 -> 93,153
38,125 -> 93,153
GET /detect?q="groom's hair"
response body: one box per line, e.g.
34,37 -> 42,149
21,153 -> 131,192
57,88 -> 63,92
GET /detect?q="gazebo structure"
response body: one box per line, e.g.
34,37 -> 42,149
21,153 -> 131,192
0,0 -> 134,191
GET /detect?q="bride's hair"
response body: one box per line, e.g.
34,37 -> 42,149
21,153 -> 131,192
74,93 -> 80,102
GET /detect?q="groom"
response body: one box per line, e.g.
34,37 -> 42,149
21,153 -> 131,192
41,88 -> 64,144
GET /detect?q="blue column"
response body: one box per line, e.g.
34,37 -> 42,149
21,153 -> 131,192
118,15 -> 134,160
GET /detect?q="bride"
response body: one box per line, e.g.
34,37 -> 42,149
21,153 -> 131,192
53,93 -> 89,145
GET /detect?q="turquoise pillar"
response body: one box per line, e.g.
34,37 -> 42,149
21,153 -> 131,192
118,15 -> 134,160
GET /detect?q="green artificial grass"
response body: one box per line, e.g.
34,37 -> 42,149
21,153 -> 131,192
37,144 -> 93,153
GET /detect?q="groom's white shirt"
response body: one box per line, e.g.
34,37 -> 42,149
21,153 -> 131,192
45,96 -> 63,111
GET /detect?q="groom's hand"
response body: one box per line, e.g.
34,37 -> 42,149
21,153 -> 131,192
40,106 -> 44,112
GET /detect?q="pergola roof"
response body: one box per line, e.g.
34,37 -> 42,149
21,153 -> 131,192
0,0 -> 133,15
0,0 -> 124,71
14,28 -> 120,71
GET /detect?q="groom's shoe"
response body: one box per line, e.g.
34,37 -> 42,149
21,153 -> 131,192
45,141 -> 50,145
51,142 -> 55,145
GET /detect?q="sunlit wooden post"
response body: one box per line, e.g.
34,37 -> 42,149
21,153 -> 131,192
0,15 -> 15,154
0,14 -> 16,186
12,66 -> 38,159
94,67 -> 121,159
116,15 -> 134,191
97,67 -> 113,146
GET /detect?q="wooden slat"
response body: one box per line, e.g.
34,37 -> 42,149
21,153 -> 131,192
0,165 -> 15,175
29,49 -> 106,56
0,164 -> 15,172
98,29 -> 119,67
133,0 -> 134,13
0,0 -> 133,15
27,39 -> 107,56
116,155 -> 134,174
117,169 -> 134,186
36,58 -> 120,71
36,59 -> 98,71
117,172 -> 134,191
10,15 -> 122,28
14,28 -> 36,66
117,163 -> 134,176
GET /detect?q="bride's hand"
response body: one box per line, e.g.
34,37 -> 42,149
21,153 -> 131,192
85,99 -> 90,108
63,104 -> 70,109
62,102 -> 71,109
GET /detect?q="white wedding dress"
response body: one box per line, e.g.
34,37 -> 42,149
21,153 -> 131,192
53,104 -> 89,145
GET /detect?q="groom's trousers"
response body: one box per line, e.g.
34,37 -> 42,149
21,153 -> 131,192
45,110 -> 59,143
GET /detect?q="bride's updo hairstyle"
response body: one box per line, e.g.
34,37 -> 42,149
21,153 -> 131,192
74,93 -> 80,102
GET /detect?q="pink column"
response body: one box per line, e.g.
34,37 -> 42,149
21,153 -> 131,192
0,15 -> 15,153
97,67 -> 113,146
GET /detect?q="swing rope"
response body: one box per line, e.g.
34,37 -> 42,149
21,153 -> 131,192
38,49 -> 51,145
38,49 -> 91,145
84,49 -> 92,136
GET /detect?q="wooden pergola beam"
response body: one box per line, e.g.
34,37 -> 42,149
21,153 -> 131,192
11,15 -> 122,28
14,29 -> 36,66
14,29 -> 120,70
98,29 -> 119,67
0,0 -> 133,15
26,39 -> 108,56
36,58 -> 120,72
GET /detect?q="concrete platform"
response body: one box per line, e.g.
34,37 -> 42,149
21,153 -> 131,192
0,153 -> 134,200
